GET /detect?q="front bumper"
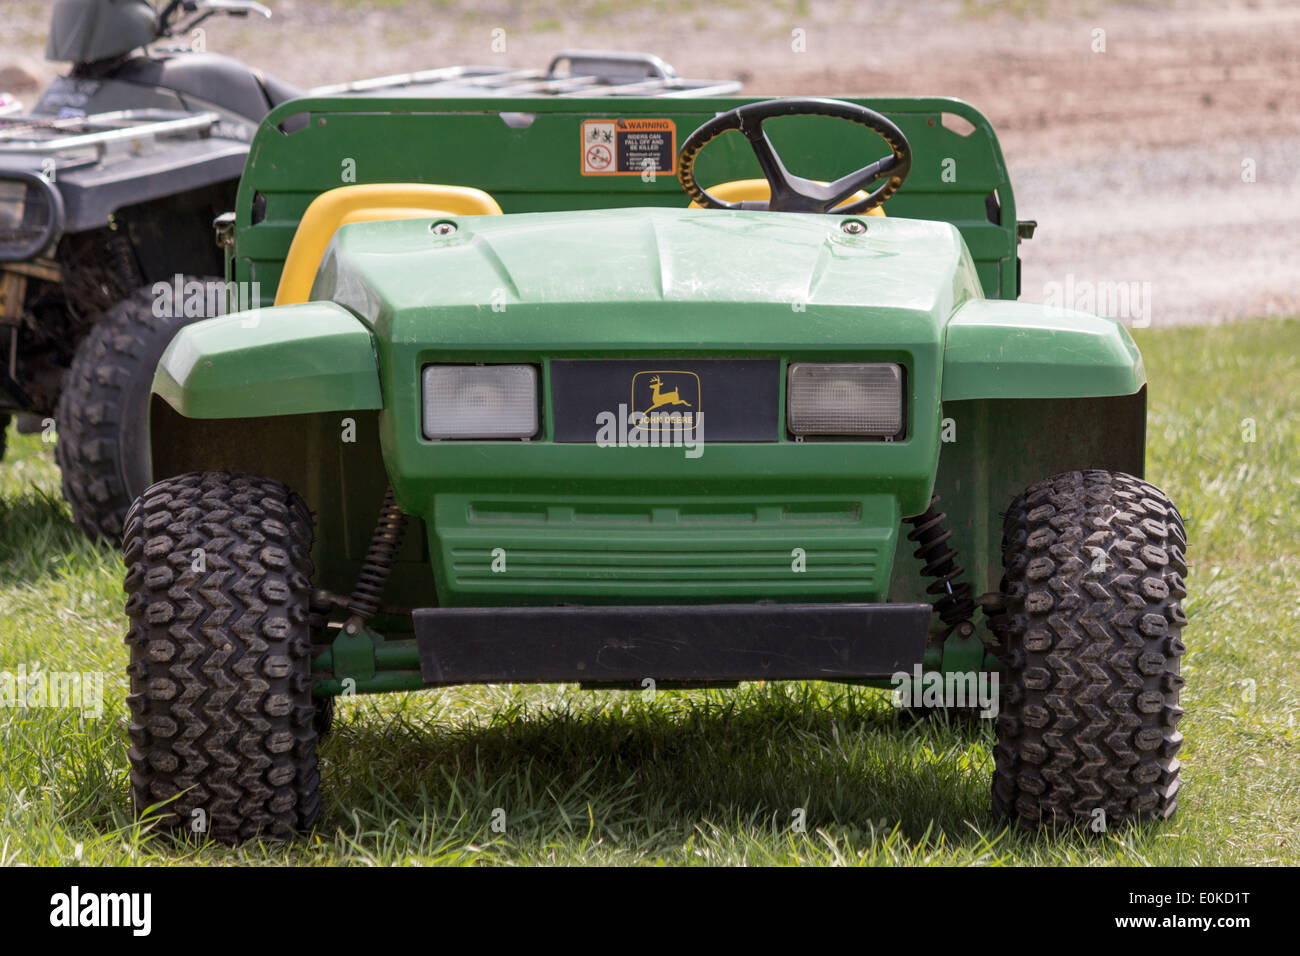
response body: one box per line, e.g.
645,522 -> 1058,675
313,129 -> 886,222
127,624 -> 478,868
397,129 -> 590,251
412,602 -> 930,686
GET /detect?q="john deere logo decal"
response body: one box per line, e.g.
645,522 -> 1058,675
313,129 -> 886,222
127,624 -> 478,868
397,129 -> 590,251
591,369 -> 706,458
557,358 -> 777,448
632,371 -> 699,430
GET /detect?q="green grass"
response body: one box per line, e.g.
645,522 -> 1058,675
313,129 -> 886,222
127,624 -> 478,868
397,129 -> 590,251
2,318 -> 1298,865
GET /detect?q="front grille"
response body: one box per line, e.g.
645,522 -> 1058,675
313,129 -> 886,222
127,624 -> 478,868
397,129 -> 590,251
449,544 -> 881,588
434,497 -> 896,599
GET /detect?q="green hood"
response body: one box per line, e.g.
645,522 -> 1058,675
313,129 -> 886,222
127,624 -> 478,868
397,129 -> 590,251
314,208 -> 984,353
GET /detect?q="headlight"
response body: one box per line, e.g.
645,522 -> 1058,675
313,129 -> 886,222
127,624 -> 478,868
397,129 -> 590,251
0,175 -> 63,262
787,362 -> 904,437
0,181 -> 26,230
422,364 -> 539,440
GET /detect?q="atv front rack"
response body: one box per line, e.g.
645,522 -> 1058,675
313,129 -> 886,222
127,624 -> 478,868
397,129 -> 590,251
311,49 -> 741,99
0,109 -> 226,159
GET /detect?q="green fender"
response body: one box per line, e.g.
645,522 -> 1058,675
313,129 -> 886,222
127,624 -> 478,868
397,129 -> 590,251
941,299 -> 1145,401
153,301 -> 383,419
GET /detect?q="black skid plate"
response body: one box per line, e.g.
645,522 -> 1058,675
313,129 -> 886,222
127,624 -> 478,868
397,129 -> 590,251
413,603 -> 930,686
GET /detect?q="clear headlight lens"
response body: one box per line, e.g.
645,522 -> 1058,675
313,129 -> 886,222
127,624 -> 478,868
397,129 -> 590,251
0,177 -> 61,261
787,362 -> 904,437
0,180 -> 27,231
422,364 -> 539,440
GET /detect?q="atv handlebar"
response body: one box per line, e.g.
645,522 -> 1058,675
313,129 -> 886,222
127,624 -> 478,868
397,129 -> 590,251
156,0 -> 272,40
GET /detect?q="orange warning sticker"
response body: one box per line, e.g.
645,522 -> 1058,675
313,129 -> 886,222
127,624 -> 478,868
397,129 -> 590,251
580,118 -> 676,176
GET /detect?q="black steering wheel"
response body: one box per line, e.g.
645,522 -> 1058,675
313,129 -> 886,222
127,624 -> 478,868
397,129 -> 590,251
677,97 -> 912,215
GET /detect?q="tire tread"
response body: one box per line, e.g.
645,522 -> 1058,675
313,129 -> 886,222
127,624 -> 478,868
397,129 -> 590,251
992,469 -> 1187,830
124,471 -> 320,843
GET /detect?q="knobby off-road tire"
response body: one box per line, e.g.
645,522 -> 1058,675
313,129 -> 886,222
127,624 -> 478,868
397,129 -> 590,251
56,277 -> 222,541
992,470 -> 1187,831
124,472 -> 321,844
313,695 -> 335,739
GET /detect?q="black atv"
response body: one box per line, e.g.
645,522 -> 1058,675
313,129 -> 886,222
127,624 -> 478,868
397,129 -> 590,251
0,0 -> 295,539
0,0 -> 738,539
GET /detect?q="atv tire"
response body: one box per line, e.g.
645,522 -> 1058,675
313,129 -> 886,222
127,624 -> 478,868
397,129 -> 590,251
992,470 -> 1187,831
124,471 -> 321,844
313,695 -> 335,739
56,277 -> 224,541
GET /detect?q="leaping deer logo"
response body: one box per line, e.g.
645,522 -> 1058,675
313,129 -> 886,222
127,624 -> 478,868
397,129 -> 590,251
646,374 -> 693,411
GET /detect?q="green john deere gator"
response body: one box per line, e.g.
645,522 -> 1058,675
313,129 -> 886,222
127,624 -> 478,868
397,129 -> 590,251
122,92 -> 1188,843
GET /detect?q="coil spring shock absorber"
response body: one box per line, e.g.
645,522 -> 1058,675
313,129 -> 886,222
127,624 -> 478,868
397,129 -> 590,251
903,494 -> 975,629
347,486 -> 408,620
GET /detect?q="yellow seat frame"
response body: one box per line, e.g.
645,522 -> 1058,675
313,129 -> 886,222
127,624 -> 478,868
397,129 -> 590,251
274,183 -> 503,305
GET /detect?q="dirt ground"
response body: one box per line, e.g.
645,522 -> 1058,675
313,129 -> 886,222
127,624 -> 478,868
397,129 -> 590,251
4,0 -> 1298,325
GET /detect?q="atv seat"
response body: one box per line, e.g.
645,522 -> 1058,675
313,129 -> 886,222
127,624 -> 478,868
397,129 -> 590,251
109,52 -> 302,122
257,72 -> 304,110
275,183 -> 503,305
688,178 -> 886,216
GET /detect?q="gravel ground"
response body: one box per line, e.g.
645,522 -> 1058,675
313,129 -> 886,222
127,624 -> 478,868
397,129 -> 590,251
3,0 -> 1298,325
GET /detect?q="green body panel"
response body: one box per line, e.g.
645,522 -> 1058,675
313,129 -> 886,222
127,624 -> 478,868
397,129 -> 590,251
234,95 -> 1021,302
152,301 -> 382,419
942,299 -> 1145,400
